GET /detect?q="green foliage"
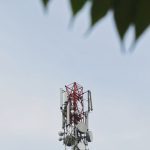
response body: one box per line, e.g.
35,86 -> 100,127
70,0 -> 87,16
91,0 -> 112,26
112,0 -> 150,40
135,0 -> 150,39
42,0 -> 150,41
113,0 -> 136,39
42,0 -> 50,8
70,0 -> 150,41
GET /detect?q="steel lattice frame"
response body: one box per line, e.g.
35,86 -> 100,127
65,82 -> 84,125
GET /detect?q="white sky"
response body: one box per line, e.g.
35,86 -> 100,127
0,0 -> 150,150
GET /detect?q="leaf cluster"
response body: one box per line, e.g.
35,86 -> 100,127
42,0 -> 150,41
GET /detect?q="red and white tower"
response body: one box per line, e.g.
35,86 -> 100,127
59,82 -> 93,150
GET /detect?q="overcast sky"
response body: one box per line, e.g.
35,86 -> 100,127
0,0 -> 150,150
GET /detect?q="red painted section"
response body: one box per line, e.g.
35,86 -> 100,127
65,82 -> 84,124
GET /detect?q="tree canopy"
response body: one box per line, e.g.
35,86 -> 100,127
42,0 -> 150,43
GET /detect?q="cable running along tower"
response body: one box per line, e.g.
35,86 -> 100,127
58,82 -> 93,150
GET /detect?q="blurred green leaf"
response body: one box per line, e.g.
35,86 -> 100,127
113,0 -> 136,39
135,0 -> 150,39
42,0 -> 50,7
91,0 -> 112,26
70,0 -> 87,16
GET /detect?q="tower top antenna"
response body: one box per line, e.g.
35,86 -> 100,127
58,82 -> 93,150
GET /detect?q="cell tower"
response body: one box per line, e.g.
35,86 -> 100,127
58,82 -> 93,150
